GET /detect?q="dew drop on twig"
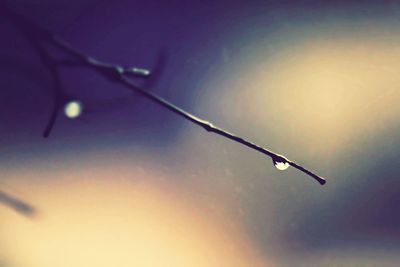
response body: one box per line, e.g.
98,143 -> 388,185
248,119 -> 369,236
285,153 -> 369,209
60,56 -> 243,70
273,159 -> 290,171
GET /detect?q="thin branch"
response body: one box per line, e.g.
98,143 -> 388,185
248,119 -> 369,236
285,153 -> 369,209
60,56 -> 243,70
123,76 -> 326,185
43,102 -> 60,138
0,3 -> 326,185
0,190 -> 36,217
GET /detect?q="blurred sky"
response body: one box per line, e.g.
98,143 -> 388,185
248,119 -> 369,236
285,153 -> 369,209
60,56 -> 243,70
1,0 -> 400,266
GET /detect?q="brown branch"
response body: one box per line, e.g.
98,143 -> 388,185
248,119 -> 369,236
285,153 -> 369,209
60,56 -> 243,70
0,3 -> 326,185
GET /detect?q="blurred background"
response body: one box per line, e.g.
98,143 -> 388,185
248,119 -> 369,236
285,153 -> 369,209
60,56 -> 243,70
1,0 -> 400,266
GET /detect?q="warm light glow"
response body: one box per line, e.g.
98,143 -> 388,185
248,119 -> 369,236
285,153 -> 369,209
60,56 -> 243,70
213,30 -> 400,157
64,100 -> 83,119
0,159 -> 269,267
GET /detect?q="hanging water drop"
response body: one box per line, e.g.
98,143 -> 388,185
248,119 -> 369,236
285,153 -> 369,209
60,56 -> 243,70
64,100 -> 83,119
273,158 -> 290,171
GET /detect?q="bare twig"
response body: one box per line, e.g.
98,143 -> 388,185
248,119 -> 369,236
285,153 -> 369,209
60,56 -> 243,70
0,3 -> 326,185
0,190 -> 36,216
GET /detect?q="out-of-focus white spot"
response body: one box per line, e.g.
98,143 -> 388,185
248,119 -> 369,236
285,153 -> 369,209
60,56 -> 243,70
64,100 -> 83,119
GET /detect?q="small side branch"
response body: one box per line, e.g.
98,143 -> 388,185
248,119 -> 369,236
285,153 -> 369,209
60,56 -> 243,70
0,190 -> 36,217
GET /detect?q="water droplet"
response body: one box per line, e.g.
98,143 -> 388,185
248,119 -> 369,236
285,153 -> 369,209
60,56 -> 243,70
273,159 -> 290,171
64,100 -> 83,119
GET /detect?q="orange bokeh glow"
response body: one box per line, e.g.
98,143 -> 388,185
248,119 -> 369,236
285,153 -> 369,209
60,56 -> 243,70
0,159 -> 270,267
